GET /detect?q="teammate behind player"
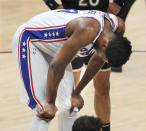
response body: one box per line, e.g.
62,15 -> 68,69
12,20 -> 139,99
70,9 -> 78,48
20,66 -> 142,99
12,10 -> 132,131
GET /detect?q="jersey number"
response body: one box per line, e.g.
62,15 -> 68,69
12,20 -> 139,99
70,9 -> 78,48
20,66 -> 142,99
79,0 -> 100,7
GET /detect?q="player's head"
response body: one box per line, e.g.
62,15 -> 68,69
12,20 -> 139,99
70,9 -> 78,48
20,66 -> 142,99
105,35 -> 132,67
72,115 -> 103,131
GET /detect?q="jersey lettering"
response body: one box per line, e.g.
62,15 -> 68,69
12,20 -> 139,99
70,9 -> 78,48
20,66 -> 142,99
79,0 -> 99,7
79,0 -> 87,6
89,0 -> 99,6
79,46 -> 94,56
88,10 -> 97,14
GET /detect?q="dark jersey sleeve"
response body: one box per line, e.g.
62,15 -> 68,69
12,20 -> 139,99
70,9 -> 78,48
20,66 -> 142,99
117,0 -> 136,21
61,0 -> 109,12
114,0 -> 125,7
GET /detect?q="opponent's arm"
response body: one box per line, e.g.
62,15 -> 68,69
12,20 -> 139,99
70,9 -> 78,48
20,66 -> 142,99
114,0 -> 125,7
108,0 -> 135,21
117,0 -> 136,21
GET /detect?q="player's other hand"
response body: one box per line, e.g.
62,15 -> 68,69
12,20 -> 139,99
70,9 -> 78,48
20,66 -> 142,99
37,103 -> 58,122
107,2 -> 121,15
70,93 -> 84,114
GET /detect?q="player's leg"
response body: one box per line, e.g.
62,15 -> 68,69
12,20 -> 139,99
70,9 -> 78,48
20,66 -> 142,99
58,109 -> 77,131
55,57 -> 84,131
29,115 -> 41,131
29,108 -> 50,131
27,46 -> 77,131
25,44 -> 51,131
29,112 -> 50,131
12,28 -> 50,131
93,62 -> 111,131
73,71 -> 81,87
56,64 -> 77,131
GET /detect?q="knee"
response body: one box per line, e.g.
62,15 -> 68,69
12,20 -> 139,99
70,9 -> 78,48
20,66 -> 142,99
29,116 -> 40,131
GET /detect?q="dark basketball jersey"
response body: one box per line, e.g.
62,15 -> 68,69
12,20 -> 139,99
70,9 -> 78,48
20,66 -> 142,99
45,0 -> 126,12
61,0 -> 109,12
114,0 -> 125,7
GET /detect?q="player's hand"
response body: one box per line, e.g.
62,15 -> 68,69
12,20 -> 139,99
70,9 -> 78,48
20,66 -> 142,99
107,2 -> 121,15
37,103 -> 58,122
70,93 -> 84,114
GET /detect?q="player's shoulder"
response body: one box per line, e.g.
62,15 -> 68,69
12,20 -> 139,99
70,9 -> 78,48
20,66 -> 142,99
66,17 -> 100,36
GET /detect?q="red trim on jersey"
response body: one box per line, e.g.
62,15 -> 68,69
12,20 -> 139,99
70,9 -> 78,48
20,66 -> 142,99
27,38 -> 44,110
18,29 -> 31,106
25,24 -> 66,30
102,14 -> 105,29
17,25 -> 67,109
115,16 -> 119,31
32,38 -> 68,43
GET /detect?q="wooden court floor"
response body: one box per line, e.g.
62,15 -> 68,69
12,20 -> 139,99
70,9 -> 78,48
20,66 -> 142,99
0,0 -> 146,130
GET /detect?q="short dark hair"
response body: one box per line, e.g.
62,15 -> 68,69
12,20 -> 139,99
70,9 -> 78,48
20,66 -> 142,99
105,36 -> 132,67
72,116 -> 103,131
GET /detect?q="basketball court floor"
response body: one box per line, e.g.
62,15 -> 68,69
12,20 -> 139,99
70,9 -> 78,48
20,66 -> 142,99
0,0 -> 146,130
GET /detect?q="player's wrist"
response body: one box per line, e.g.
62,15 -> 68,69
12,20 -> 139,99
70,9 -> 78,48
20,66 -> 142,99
72,89 -> 81,97
46,96 -> 56,105
46,101 -> 55,105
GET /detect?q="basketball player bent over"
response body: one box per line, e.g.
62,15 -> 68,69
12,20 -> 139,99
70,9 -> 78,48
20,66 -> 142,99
12,9 -> 131,131
43,0 -> 135,130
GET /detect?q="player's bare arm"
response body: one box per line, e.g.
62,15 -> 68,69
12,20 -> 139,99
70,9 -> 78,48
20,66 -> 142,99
46,18 -> 100,103
70,50 -> 106,112
74,51 -> 106,94
37,17 -> 100,120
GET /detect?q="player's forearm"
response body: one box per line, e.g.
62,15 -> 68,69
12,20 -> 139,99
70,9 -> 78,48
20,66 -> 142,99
73,51 -> 105,95
46,63 -> 65,104
43,0 -> 59,9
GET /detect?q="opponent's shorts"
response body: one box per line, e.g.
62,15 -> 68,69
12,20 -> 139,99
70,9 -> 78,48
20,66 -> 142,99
12,24 -> 74,112
71,54 -> 111,72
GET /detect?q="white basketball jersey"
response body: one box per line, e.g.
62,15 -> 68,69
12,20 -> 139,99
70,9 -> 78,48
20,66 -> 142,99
21,9 -> 119,57
12,9 -> 119,110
